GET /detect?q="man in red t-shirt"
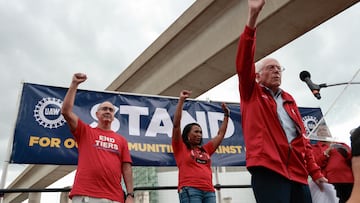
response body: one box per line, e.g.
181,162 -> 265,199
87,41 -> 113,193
62,73 -> 134,203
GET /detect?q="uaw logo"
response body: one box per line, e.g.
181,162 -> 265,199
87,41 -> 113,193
33,97 -> 66,129
302,115 -> 319,135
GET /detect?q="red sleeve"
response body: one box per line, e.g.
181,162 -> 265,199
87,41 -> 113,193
203,141 -> 216,156
311,143 -> 329,168
236,26 -> 257,101
172,139 -> 186,165
72,119 -> 86,143
304,140 -> 324,180
172,139 -> 183,155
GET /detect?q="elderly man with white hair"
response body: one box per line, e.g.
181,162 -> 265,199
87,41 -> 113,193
235,0 -> 327,202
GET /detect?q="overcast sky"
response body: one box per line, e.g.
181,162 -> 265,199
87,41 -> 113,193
0,1 -> 196,201
1,1 -> 360,202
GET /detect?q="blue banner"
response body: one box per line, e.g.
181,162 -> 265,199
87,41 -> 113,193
10,83 -> 323,166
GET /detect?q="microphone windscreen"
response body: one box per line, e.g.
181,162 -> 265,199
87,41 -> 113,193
299,71 -> 311,81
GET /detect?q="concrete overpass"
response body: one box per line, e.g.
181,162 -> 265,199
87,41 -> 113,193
3,0 -> 360,202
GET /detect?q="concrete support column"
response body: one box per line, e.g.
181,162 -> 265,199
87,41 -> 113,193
60,189 -> 71,203
28,193 -> 41,203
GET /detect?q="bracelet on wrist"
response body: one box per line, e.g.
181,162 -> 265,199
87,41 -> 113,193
126,192 -> 134,198
224,114 -> 230,117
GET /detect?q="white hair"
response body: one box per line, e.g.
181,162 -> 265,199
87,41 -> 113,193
255,58 -> 281,73
255,59 -> 265,73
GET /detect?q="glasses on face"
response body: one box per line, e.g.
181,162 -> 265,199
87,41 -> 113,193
99,106 -> 115,113
263,65 -> 285,72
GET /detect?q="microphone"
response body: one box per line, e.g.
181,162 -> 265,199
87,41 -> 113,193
299,71 -> 321,99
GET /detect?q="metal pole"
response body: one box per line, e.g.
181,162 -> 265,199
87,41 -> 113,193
307,68 -> 360,138
0,82 -> 24,203
0,116 -> 17,203
215,167 -> 222,203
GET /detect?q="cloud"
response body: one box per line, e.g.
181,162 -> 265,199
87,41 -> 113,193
0,0 -> 195,190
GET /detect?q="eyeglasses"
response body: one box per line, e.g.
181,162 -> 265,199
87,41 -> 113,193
99,106 -> 115,112
263,65 -> 285,72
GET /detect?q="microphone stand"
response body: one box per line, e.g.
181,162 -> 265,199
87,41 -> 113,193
319,81 -> 360,88
306,68 -> 360,140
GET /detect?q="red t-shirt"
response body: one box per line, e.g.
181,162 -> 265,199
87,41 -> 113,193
172,139 -> 215,192
69,119 -> 132,202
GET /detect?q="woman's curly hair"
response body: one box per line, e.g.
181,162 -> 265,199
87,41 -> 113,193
182,122 -> 202,149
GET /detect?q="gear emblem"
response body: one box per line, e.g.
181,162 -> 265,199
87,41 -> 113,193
302,115 -> 319,135
33,97 -> 66,129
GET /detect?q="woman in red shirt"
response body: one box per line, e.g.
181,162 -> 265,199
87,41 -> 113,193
172,90 -> 229,203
